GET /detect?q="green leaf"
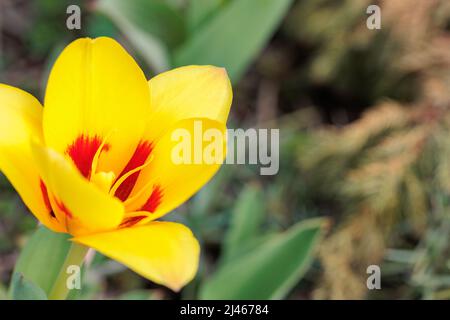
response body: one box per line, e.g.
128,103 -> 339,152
11,226 -> 71,296
86,12 -> 119,38
175,0 -> 294,83
97,0 -> 179,73
187,0 -> 224,32
98,0 -> 186,49
10,273 -> 47,300
199,218 -> 325,299
222,185 -> 265,261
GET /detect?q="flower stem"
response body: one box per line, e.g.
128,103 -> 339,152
48,242 -> 89,300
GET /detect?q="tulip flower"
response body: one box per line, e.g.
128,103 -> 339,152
0,37 -> 232,298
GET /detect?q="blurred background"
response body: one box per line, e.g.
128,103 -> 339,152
1,0 -> 450,300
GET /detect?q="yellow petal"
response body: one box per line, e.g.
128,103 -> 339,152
43,37 -> 150,177
0,84 -> 63,232
30,142 -> 125,236
126,118 -> 226,222
144,65 -> 232,141
72,221 -> 200,291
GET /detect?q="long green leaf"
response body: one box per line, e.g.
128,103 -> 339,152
96,0 -> 175,73
187,0 -> 224,32
199,218 -> 325,299
222,185 -> 265,262
11,226 -> 71,296
10,273 -> 47,300
175,0 -> 294,83
98,0 -> 185,49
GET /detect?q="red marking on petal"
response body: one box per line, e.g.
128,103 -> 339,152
114,141 -> 153,201
66,135 -> 110,179
39,179 -> 55,218
139,185 -> 163,213
55,199 -> 73,219
119,215 -> 147,228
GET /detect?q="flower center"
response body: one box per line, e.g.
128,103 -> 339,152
66,135 -> 154,202
91,171 -> 116,193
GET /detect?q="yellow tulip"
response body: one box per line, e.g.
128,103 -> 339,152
0,37 -> 232,294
